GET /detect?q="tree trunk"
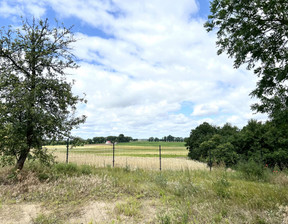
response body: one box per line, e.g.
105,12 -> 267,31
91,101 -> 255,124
15,149 -> 30,170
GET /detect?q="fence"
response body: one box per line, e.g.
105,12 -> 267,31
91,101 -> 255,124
48,143 -> 208,171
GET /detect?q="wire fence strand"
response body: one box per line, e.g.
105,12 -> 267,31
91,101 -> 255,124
49,144 -> 208,171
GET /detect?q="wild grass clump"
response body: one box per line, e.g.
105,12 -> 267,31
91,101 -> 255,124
270,171 -> 288,186
114,197 -> 141,217
32,213 -> 61,224
212,173 -> 231,198
52,163 -> 92,176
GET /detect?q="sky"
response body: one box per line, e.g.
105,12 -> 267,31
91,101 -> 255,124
0,0 -> 267,139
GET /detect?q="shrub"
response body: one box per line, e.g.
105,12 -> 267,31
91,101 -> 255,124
237,160 -> 269,181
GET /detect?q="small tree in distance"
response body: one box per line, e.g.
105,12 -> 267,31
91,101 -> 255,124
0,18 -> 86,170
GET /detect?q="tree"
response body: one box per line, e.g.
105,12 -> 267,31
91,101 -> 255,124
93,137 -> 106,144
167,135 -> 174,142
212,142 -> 239,167
117,134 -> 125,142
238,120 -> 288,168
86,138 -> 93,144
0,18 -> 86,170
106,136 -> 117,142
205,0 -> 288,122
185,122 -> 218,160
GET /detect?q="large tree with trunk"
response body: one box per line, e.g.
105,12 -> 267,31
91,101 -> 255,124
0,18 -> 86,170
205,0 -> 288,123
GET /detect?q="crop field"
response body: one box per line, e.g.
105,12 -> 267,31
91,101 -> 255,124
46,142 -> 209,171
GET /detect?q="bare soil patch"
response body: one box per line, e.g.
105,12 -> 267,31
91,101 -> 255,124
0,203 -> 42,224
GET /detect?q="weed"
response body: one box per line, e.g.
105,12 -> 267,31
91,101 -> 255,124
53,163 -> 78,176
252,215 -> 268,224
157,211 -> 172,224
155,173 -> 168,188
32,213 -> 61,224
213,174 -> 231,198
79,164 -> 93,175
124,164 -> 131,172
115,197 -> 141,217
172,170 -> 198,197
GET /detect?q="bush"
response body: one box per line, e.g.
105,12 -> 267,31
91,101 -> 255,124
237,160 -> 269,181
24,162 -> 93,182
53,163 -> 80,176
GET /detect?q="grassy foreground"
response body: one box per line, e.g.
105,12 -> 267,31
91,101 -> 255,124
0,162 -> 288,224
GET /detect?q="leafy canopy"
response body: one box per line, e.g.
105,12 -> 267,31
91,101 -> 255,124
205,0 -> 288,122
0,18 -> 86,169
185,121 -> 288,169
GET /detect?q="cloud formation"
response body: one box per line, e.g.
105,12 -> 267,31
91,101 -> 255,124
0,0 -> 267,138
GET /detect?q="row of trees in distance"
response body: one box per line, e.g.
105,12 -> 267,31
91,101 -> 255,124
148,135 -> 184,142
46,134 -> 185,145
45,134 -> 133,145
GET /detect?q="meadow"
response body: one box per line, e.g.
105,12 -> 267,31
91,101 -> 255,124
0,142 -> 288,223
1,162 -> 288,224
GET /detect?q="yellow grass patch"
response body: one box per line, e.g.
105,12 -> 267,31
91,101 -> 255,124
53,152 -> 208,171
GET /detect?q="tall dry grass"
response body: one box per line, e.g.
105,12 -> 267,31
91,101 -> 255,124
53,152 -> 208,171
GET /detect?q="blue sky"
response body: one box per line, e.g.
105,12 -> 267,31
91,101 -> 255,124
0,0 -> 267,138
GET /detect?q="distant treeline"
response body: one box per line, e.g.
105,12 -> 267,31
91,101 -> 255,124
45,133 -> 185,146
185,120 -> 288,169
148,135 -> 184,142
45,134 -> 134,145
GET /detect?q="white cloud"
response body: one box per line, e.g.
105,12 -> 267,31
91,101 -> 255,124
192,104 -> 220,116
0,0 -> 268,138
0,1 -> 22,17
0,0 -> 46,18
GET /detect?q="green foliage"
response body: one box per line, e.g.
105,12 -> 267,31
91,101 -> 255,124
0,18 -> 86,170
185,122 -> 218,160
20,161 -> 94,182
186,122 -> 240,166
27,147 -> 56,167
0,155 -> 15,167
205,0 -> 288,122
186,120 -> 288,169
237,160 -> 269,181
212,142 -> 239,167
